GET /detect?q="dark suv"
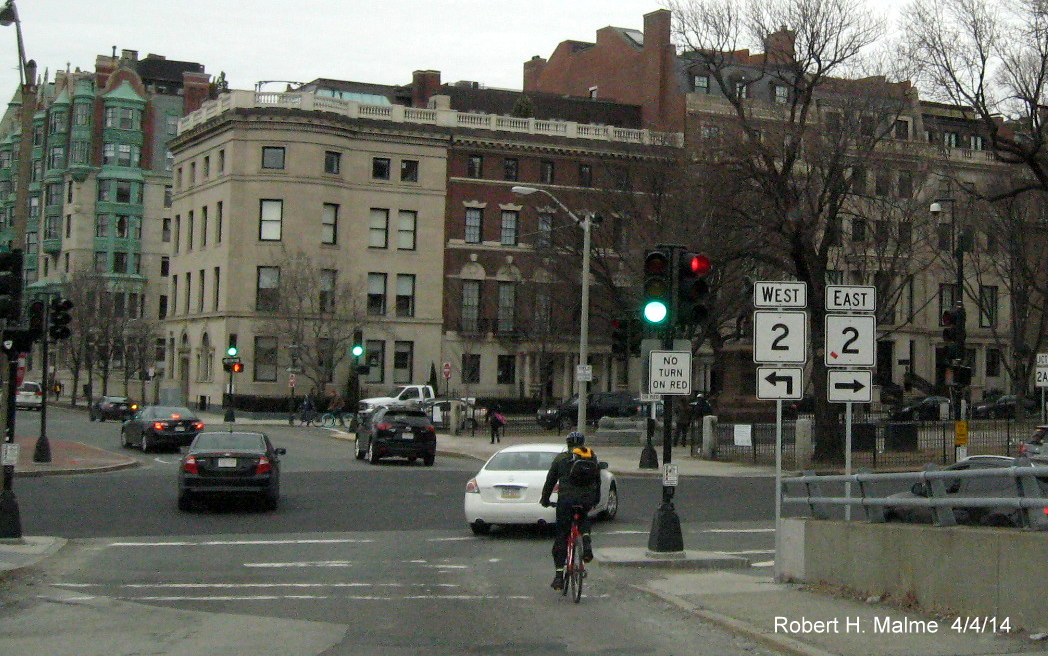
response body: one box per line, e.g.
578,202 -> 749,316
536,392 -> 640,430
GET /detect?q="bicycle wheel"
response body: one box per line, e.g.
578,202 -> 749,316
561,539 -> 572,597
320,413 -> 333,428
571,533 -> 584,603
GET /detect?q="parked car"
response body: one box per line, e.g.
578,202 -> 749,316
178,431 -> 285,511
888,395 -> 950,421
464,443 -> 619,536
971,395 -> 1039,419
355,405 -> 436,465
90,395 -> 138,422
536,392 -> 641,430
120,405 -> 204,453
1018,425 -> 1048,459
883,455 -> 1048,527
14,381 -> 42,410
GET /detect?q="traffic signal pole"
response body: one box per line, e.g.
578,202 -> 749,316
33,302 -> 50,463
0,350 -> 20,538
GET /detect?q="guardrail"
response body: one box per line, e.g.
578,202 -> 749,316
782,459 -> 1048,529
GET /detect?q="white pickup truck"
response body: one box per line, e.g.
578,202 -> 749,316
358,384 -> 436,415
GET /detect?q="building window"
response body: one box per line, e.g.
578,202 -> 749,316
71,141 -> 91,165
73,103 -> 90,126
184,271 -> 192,313
218,149 -> 225,173
213,267 -> 220,312
95,215 -> 108,237
986,348 -> 1002,377
971,135 -> 985,150
104,106 -> 141,130
979,285 -> 998,327
47,145 -> 65,169
198,269 -> 205,312
256,266 -> 280,311
944,132 -> 959,148
503,158 -> 519,181
367,273 -> 387,315
203,156 -> 210,179
579,164 -> 592,187
588,87 -> 598,99
162,218 -> 171,243
497,282 -> 515,332
158,295 -> 168,319
401,159 -> 419,182
113,252 -> 128,274
186,210 -> 194,250
369,208 -> 389,248
318,203 -> 338,245
201,206 -> 208,247
216,201 -> 223,243
898,222 -> 913,246
774,85 -> 788,104
875,171 -> 891,196
462,353 -> 481,384
467,155 -> 483,178
393,341 -> 414,384
397,210 -> 417,250
365,340 -> 385,384
500,210 -> 518,246
938,283 -> 959,322
897,172 -> 913,199
259,199 -> 282,241
537,213 -> 553,249
372,157 -> 391,180
540,160 -> 554,184
852,219 -> 867,242
462,280 -> 480,332
396,274 -> 415,317
693,74 -> 709,92
254,336 -> 278,382
262,146 -> 285,169
894,120 -> 910,140
324,151 -> 341,174
464,207 -> 482,243
497,355 -> 516,384
320,269 -> 336,312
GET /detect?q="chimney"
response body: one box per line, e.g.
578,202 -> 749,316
763,27 -> 796,64
643,9 -> 671,51
411,70 -> 441,108
23,59 -> 36,88
181,71 -> 211,114
523,55 -> 546,92
121,49 -> 139,63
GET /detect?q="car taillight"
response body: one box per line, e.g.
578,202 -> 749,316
425,425 -> 435,433
1020,444 -> 1028,455
192,422 -> 204,430
153,422 -> 167,430
377,422 -> 392,431
256,457 -> 272,475
465,478 -> 479,493
183,456 -> 198,474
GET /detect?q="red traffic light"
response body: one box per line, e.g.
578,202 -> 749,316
682,253 -> 711,276
231,362 -> 244,374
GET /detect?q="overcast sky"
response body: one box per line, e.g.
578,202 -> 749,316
0,0 -> 905,98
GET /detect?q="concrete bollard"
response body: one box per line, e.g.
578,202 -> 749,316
795,417 -> 813,469
701,414 -> 718,459
450,403 -> 461,436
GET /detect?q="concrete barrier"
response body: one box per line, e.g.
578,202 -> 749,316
777,518 -> 1048,629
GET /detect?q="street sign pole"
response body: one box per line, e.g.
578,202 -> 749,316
845,402 -> 853,521
774,398 -> 782,567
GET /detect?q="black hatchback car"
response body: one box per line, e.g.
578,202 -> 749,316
90,395 -> 138,422
355,406 -> 436,465
178,431 -> 285,511
971,395 -> 1039,419
888,396 -> 950,421
536,392 -> 640,430
120,405 -> 204,452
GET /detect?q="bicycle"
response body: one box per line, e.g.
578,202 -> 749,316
320,411 -> 354,428
562,504 -> 587,603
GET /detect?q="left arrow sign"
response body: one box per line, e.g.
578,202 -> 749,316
756,366 -> 803,401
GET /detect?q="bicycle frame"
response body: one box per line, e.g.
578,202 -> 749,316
563,506 -> 586,602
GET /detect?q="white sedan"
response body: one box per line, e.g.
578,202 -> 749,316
464,443 -> 619,535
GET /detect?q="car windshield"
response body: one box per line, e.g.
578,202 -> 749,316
381,410 -> 429,424
486,450 -> 559,471
193,433 -> 266,452
145,406 -> 195,420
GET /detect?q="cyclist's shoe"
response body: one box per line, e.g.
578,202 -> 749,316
583,548 -> 594,563
551,573 -> 564,590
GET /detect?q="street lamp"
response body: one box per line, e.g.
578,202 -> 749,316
930,199 -> 965,422
511,185 -> 593,434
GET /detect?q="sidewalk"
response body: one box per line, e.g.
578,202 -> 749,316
3,411 -> 1044,654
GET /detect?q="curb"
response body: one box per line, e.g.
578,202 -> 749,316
0,536 -> 69,578
633,583 -> 837,656
14,460 -> 140,478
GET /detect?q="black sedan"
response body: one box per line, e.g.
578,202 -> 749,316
178,431 -> 285,511
90,395 -> 138,422
971,395 -> 1039,419
355,405 -> 436,465
888,395 -> 950,421
120,405 -> 204,453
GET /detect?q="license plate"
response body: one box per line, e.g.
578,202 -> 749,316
401,432 -> 413,440
500,487 -> 524,499
217,458 -> 237,468
174,426 -> 186,431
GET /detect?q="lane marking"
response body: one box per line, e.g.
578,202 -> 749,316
751,560 -> 775,567
54,582 -> 461,589
606,530 -> 648,535
426,537 -> 473,542
717,550 -> 775,556
702,528 -> 774,534
108,538 -> 376,547
243,561 -> 470,569
122,594 -> 536,602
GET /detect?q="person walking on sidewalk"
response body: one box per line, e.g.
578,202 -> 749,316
326,388 -> 346,426
488,404 -> 506,444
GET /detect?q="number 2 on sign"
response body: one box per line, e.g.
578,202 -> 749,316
771,323 -> 789,350
831,327 -> 860,359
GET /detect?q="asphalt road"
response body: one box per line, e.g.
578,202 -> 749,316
0,405 -> 780,656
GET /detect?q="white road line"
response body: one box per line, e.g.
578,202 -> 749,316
606,530 -> 648,535
122,594 -> 534,602
108,538 -> 376,547
426,537 -> 474,542
245,561 -> 355,568
54,582 -> 461,589
153,457 -> 174,464
702,528 -> 775,533
717,550 -> 775,556
751,560 -> 775,567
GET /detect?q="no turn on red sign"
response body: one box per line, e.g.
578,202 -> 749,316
647,350 -> 692,396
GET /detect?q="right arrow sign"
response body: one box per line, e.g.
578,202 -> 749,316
827,370 -> 873,403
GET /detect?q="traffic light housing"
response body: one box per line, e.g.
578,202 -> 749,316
226,345 -> 238,357
942,305 -> 966,360
27,300 -> 45,339
231,361 -> 244,374
642,248 -> 671,325
352,330 -> 364,358
48,297 -> 73,341
677,252 -> 712,327
0,249 -> 23,322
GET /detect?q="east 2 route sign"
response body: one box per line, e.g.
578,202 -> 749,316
648,350 -> 692,396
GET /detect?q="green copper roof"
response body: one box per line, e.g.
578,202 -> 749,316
104,81 -> 145,103
74,79 -> 94,97
51,89 -> 70,106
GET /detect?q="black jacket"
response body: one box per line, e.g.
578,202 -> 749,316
540,446 -> 600,506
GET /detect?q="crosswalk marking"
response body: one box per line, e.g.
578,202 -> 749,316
108,538 -> 375,547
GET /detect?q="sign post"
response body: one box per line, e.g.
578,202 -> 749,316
442,361 -> 451,399
1037,354 -> 1048,423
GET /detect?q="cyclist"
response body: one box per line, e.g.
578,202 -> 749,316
540,430 -> 600,591
326,389 -> 347,426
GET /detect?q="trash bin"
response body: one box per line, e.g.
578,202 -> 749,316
885,422 -> 918,451
842,422 -> 877,451
198,395 -> 208,411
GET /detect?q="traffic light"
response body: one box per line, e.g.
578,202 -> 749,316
48,297 -> 73,340
26,300 -> 45,339
226,345 -> 238,357
942,305 -> 966,360
0,249 -> 23,322
611,319 -> 628,357
677,252 -> 712,327
352,330 -> 364,358
642,248 -> 671,325
231,361 -> 244,374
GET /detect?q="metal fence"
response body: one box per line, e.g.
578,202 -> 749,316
714,419 -> 1040,470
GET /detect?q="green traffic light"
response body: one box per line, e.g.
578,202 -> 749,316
226,346 -> 238,357
351,345 -> 364,357
643,300 -> 668,324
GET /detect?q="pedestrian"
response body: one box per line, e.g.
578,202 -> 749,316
327,388 -> 346,426
300,393 -> 317,426
673,394 -> 694,447
489,405 -> 506,444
